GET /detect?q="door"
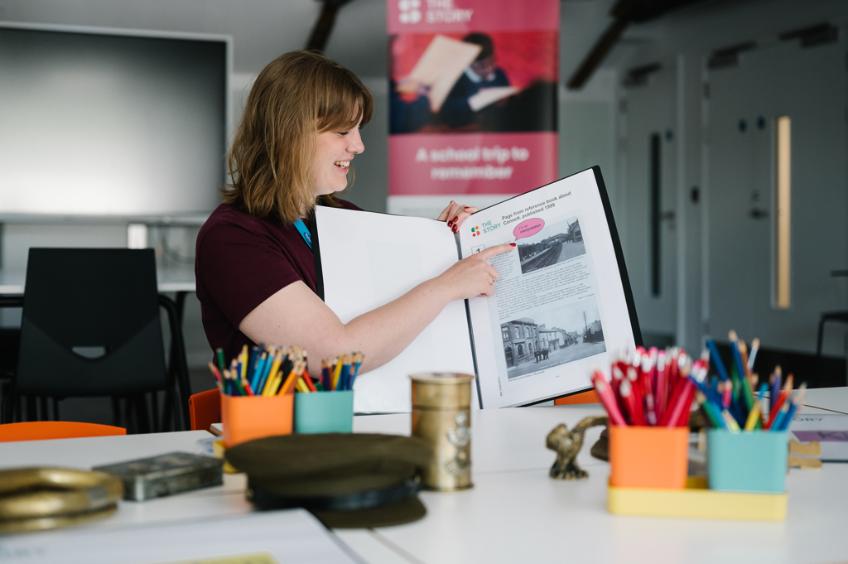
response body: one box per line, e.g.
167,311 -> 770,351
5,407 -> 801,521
705,39 -> 848,351
619,65 -> 678,343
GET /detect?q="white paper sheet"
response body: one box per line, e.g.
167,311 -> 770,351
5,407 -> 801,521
468,86 -> 519,111
0,510 -> 357,564
398,35 -> 481,113
315,206 -> 475,413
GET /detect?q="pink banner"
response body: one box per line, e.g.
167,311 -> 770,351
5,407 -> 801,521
387,0 -> 559,207
389,132 -> 557,196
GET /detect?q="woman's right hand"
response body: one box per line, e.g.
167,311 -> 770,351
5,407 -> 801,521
434,243 -> 516,300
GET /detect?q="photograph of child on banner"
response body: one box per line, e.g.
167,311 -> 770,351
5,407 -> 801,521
390,31 -> 557,134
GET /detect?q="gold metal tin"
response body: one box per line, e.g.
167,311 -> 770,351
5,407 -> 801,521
410,372 -> 474,491
0,467 -> 123,534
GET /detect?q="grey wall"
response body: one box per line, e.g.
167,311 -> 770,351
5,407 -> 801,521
613,0 -> 848,355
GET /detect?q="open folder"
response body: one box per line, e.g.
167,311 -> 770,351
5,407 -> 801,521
314,167 -> 642,413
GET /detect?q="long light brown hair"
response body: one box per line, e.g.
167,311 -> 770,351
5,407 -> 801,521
224,50 -> 373,223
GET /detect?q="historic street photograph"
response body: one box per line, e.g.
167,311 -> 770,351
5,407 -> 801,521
501,297 -> 605,380
516,216 -> 585,274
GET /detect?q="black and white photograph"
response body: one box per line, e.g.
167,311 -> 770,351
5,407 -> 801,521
516,216 -> 585,275
501,297 -> 605,380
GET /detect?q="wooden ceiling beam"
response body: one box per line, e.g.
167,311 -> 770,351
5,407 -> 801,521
305,0 -> 353,52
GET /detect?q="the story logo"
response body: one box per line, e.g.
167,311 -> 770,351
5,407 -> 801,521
397,0 -> 422,24
397,0 -> 473,25
470,219 -> 501,237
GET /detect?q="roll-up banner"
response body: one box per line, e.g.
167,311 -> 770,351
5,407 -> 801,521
387,0 -> 559,217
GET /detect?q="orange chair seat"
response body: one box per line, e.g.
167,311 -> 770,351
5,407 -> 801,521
554,389 -> 600,405
0,421 -> 127,442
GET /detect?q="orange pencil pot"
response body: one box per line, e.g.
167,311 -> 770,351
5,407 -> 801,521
221,393 -> 293,448
609,426 -> 688,489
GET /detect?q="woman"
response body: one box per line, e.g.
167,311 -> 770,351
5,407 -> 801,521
196,50 -> 514,373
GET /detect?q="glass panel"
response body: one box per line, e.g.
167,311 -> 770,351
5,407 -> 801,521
774,115 -> 792,309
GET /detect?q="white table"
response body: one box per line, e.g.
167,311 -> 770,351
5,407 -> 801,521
2,404 -> 847,564
0,264 -> 195,295
801,386 -> 848,415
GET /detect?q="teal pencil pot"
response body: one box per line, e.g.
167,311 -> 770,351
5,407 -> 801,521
707,430 -> 788,493
294,390 -> 354,434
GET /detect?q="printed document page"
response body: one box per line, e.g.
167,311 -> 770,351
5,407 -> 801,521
461,168 -> 638,407
316,206 -> 475,413
1,510 -> 357,564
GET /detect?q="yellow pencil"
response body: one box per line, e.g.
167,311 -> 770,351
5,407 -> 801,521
265,349 -> 284,388
262,374 -> 279,397
332,356 -> 344,390
239,345 -> 248,381
296,378 -> 309,393
269,374 -> 285,396
743,402 -> 761,431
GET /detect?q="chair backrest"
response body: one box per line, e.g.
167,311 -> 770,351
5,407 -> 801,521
189,388 -> 221,431
16,248 -> 168,397
0,421 -> 126,442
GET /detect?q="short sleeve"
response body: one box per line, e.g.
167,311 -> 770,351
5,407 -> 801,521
196,218 -> 303,329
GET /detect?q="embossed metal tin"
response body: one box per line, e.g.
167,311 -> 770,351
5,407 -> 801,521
410,372 -> 474,491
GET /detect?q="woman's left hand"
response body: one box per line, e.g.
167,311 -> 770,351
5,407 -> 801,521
437,200 -> 478,233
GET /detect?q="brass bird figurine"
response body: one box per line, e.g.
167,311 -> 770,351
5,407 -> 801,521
545,416 -> 608,480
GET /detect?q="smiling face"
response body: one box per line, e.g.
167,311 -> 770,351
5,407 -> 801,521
311,125 -> 365,196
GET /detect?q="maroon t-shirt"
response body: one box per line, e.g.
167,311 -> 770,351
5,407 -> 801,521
195,200 -> 359,360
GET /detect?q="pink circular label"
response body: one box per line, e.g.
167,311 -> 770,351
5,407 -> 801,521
513,218 -> 545,240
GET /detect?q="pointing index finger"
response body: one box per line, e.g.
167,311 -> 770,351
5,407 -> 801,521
477,242 -> 516,260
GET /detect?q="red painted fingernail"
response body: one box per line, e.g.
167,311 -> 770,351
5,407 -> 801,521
452,225 -> 458,233
510,243 -> 516,247
447,220 -> 453,227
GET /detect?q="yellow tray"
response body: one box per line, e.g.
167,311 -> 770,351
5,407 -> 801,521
608,477 -> 787,521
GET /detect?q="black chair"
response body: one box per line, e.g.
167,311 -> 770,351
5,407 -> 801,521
7,248 -> 190,431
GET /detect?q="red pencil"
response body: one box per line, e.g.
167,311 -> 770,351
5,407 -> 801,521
620,378 -> 645,426
664,379 -> 695,427
591,371 -> 627,426
655,351 -> 668,422
302,369 -> 318,392
660,376 -> 687,426
207,361 -> 223,390
765,390 -> 790,429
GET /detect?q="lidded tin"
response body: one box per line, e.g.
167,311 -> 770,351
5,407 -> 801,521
410,372 -> 474,491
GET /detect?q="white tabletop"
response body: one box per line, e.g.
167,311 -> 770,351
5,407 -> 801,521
0,263 -> 195,295
2,404 -> 847,563
802,386 -> 848,415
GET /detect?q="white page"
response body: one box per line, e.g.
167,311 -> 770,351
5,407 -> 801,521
397,35 -> 481,113
1,509 -> 357,564
315,206 -> 475,413
461,168 -> 638,407
468,86 -> 519,112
